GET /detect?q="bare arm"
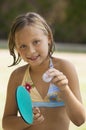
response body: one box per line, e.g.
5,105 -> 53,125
2,108 -> 44,130
49,59 -> 86,126
2,69 -> 31,130
61,85 -> 85,126
60,61 -> 86,126
2,67 -> 44,130
2,116 -> 31,130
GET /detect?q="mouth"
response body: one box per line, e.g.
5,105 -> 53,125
27,55 -> 40,61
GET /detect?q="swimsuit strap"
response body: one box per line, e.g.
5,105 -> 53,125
22,58 -> 53,86
49,58 -> 54,68
21,58 -> 65,107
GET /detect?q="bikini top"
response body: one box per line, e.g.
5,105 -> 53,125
21,59 -> 65,107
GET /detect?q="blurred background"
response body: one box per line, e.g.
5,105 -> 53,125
0,0 -> 86,130
0,0 -> 86,44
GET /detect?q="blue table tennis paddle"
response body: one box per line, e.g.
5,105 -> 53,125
16,85 -> 33,124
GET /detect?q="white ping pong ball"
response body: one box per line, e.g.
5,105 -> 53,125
42,72 -> 53,83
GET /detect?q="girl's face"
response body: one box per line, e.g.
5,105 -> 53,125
15,25 -> 51,66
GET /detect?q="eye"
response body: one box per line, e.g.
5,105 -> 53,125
33,40 -> 40,45
20,44 -> 27,49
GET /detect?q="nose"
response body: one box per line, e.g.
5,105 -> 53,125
27,44 -> 36,54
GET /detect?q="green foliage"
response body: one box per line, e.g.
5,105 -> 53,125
54,0 -> 86,43
0,0 -> 54,38
0,0 -> 86,43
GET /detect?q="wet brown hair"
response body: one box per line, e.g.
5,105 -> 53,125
8,12 -> 55,66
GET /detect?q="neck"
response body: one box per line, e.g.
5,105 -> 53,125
30,57 -> 50,73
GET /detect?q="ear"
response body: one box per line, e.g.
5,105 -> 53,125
48,36 -> 52,45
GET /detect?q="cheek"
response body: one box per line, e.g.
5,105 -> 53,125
19,51 -> 27,61
17,49 -> 25,57
39,43 -> 49,54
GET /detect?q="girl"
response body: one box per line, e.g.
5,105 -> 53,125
2,12 -> 85,130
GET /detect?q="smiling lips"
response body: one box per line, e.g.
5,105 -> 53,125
27,55 -> 40,61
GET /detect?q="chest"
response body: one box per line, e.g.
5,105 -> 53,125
31,73 -> 50,99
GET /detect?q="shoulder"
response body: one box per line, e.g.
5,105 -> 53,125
8,64 -> 29,86
52,56 -> 76,72
52,56 -> 79,87
52,57 -> 81,100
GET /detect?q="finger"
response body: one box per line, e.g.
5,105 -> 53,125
52,75 -> 67,83
34,112 -> 41,120
56,79 -> 68,89
37,115 -> 44,122
35,114 -> 44,122
34,112 -> 44,122
48,69 -> 63,77
33,107 -> 40,114
33,114 -> 44,125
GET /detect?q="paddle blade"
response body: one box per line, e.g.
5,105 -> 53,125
16,85 -> 33,124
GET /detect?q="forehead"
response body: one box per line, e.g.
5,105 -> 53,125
15,25 -> 46,37
15,25 -> 48,44
15,24 -> 48,38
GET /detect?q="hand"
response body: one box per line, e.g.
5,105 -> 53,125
32,107 -> 44,125
48,68 -> 68,90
